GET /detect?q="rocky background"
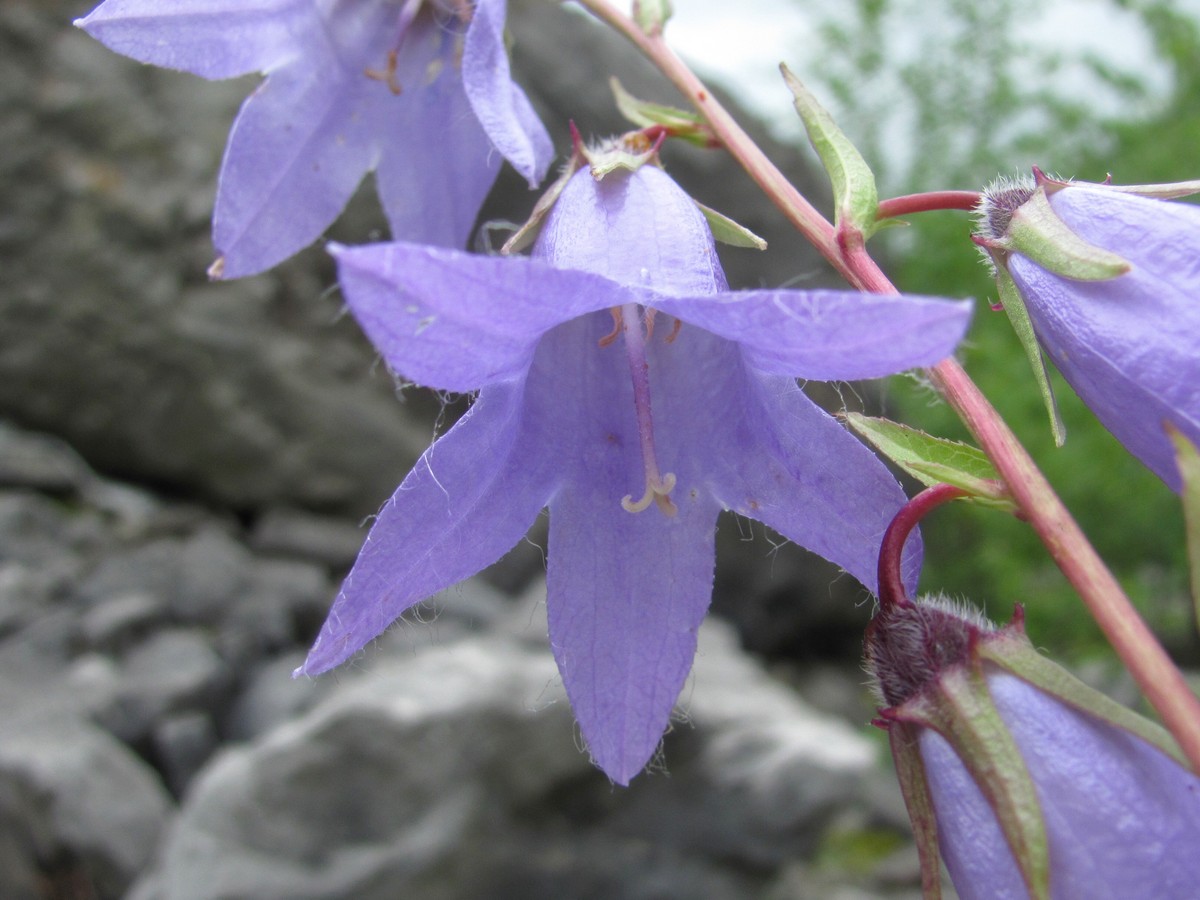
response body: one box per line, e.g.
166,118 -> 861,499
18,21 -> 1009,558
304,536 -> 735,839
3,1 -> 950,897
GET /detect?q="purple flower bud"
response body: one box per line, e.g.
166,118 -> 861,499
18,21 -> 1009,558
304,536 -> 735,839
868,595 -> 1200,898
977,176 -> 1200,491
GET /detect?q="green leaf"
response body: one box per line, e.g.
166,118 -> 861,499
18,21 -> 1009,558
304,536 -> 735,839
842,413 -> 1011,508
887,723 -> 944,900
632,0 -> 672,36
981,624 -> 1191,769
1167,424 -> 1200,631
609,79 -> 713,148
780,64 -> 879,237
694,202 -> 767,250
1004,188 -> 1130,281
994,268 -> 1067,448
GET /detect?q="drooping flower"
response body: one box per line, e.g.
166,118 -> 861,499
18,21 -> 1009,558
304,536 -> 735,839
297,159 -> 972,784
868,486 -> 1200,899
75,0 -> 553,278
975,171 -> 1200,491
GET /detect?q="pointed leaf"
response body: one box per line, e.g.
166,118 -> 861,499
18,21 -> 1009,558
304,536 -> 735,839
980,624 -> 1190,768
995,268 -> 1067,447
695,202 -> 767,250
609,78 -> 714,148
1005,188 -> 1131,281
888,723 -> 944,900
632,0 -> 672,36
842,413 -> 1012,508
1167,424 -> 1200,631
781,64 -> 879,236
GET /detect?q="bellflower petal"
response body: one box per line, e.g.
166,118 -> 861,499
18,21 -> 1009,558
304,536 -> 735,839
303,164 -> 971,781
74,0 -> 303,79
463,0 -> 555,187
76,0 -> 552,277
300,380 -> 553,675
330,243 -> 629,392
703,370 -> 924,593
922,670 -> 1200,900
651,289 -> 974,380
537,315 -> 720,784
999,185 -> 1200,491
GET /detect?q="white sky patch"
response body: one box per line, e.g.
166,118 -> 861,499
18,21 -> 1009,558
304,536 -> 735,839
665,0 -> 1188,184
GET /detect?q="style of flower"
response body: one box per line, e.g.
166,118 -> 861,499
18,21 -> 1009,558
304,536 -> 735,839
868,487 -> 1200,899
76,0 -> 553,278
976,173 -> 1200,492
297,161 -> 972,784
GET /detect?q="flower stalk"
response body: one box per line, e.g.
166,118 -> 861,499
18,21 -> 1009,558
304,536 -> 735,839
575,0 -> 1200,772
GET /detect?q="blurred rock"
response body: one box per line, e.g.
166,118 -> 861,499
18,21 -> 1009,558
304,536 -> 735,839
1,0 -> 829,518
0,676 -> 173,900
97,628 -> 230,745
133,617 -> 880,900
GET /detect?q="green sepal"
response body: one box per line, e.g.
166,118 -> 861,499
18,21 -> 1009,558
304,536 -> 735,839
887,723 -> 944,899
994,267 -> 1067,448
632,0 -> 672,36
694,202 -> 767,250
1167,424 -> 1200,632
502,158 -> 582,255
1004,188 -> 1131,282
897,659 -> 1051,900
979,620 -> 1190,768
841,412 -> 1012,509
609,79 -> 714,148
780,64 -> 880,238
1099,179 -> 1200,200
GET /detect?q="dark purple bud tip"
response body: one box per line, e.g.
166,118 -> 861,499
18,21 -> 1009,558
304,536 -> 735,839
866,594 -> 998,708
975,174 -> 1037,241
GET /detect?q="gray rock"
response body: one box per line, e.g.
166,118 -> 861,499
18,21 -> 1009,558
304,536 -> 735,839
248,506 -> 369,569
1,0 -> 829,520
0,418 -> 93,494
0,679 -> 173,900
138,615 -> 879,900
98,628 -> 230,744
138,637 -> 585,900
82,591 -> 164,654
153,711 -> 219,798
224,651 -> 330,743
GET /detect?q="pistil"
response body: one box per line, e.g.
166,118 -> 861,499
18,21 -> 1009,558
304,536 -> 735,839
616,303 -> 678,517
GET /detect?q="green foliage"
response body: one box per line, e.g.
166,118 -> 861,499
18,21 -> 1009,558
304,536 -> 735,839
803,0 -> 1200,661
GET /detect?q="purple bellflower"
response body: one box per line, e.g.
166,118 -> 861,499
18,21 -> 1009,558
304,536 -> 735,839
868,488 -> 1200,899
296,158 -> 972,784
75,0 -> 553,278
871,598 -> 1200,900
976,171 -> 1200,491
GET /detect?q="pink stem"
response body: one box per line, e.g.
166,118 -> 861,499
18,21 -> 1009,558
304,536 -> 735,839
878,484 -> 967,611
877,190 -> 983,219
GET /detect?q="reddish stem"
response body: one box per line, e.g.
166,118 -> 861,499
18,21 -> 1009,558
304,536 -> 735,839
878,484 -> 968,611
877,190 -> 983,219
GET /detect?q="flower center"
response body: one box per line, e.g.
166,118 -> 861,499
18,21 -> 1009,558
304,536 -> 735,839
608,304 -> 678,518
363,0 -> 426,94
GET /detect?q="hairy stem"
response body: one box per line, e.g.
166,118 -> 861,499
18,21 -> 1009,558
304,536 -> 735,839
575,0 -> 1200,771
